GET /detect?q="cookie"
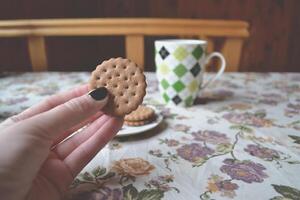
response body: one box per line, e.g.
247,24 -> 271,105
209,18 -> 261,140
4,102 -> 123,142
124,105 -> 156,126
124,105 -> 155,122
89,57 -> 146,116
124,119 -> 152,126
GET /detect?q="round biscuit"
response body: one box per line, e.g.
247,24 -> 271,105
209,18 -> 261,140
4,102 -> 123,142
89,57 -> 146,116
124,120 -> 151,126
124,105 -> 155,121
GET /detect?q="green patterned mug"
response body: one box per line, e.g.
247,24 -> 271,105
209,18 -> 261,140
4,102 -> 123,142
155,39 -> 226,107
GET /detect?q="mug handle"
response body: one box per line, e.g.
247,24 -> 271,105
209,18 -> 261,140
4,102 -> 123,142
201,52 -> 226,89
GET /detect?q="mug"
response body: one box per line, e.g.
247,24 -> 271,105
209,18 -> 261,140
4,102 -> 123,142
155,39 -> 226,107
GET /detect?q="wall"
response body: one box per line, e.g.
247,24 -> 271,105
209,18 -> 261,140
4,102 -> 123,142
0,0 -> 299,72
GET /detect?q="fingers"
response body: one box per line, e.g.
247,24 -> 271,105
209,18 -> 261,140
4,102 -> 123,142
52,111 -> 104,146
12,85 -> 89,123
63,117 -> 123,177
0,118 -> 15,130
54,115 -> 111,159
14,87 -> 108,141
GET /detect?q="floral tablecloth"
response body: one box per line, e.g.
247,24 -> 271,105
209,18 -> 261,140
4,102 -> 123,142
1,72 -> 300,200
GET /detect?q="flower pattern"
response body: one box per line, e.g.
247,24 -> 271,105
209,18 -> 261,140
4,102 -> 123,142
223,112 -> 273,127
228,103 -> 252,110
112,158 -> 155,177
192,130 -> 230,144
1,72 -> 299,199
67,164 -> 176,200
160,138 -> 180,147
176,143 -> 214,162
0,97 -> 28,105
201,89 -> 234,99
146,175 -> 178,192
71,187 -> 122,200
285,102 -> 300,117
172,124 -> 190,133
258,93 -> 286,106
220,159 -> 268,183
205,174 -> 239,198
244,144 -> 280,161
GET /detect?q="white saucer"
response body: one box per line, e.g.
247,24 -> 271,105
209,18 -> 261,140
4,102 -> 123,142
116,107 -> 163,137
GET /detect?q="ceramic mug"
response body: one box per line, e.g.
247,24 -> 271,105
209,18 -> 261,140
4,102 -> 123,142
155,39 -> 226,107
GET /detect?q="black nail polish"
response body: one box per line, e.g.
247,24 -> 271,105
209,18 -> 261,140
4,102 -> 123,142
89,87 -> 108,101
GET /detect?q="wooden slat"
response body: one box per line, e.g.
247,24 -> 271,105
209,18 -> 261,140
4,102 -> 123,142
221,38 -> 244,72
125,35 -> 144,70
199,35 -> 214,53
0,27 -> 249,38
28,36 -> 47,71
0,18 -> 250,28
0,18 -> 250,38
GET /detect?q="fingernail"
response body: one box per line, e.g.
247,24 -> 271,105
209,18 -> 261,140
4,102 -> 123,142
88,87 -> 108,101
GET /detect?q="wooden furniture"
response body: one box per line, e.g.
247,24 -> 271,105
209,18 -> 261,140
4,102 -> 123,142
0,18 -> 249,72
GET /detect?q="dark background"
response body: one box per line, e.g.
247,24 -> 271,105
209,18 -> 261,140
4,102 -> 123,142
0,0 -> 299,72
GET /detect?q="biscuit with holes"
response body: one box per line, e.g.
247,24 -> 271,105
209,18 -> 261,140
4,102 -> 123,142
89,57 -> 146,116
124,105 -> 155,122
124,119 -> 152,126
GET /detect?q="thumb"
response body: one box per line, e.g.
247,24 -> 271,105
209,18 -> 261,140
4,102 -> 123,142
17,87 -> 109,141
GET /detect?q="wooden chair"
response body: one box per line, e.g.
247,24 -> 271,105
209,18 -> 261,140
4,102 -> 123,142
0,18 -> 249,72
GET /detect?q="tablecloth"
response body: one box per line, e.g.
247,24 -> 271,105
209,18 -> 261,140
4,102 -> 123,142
0,72 -> 300,200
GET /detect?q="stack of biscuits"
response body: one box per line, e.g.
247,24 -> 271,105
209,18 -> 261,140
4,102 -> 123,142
124,105 -> 156,126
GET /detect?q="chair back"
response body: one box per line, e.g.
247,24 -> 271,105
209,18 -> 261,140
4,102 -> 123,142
0,18 -> 249,71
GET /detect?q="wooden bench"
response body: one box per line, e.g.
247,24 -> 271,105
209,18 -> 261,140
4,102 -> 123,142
0,18 -> 249,71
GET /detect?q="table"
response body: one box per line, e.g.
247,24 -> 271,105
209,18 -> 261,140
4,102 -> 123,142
1,72 -> 300,200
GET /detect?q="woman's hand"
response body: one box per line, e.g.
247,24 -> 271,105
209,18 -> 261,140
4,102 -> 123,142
0,85 -> 123,200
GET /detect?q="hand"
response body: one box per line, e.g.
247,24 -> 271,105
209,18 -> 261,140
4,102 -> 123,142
0,85 -> 123,200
